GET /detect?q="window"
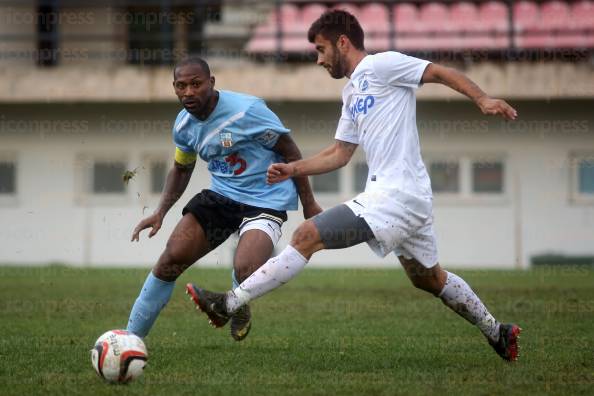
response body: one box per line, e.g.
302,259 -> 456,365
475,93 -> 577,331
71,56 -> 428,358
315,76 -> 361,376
126,3 -> 221,65
127,6 -> 174,65
141,154 -> 169,196
36,0 -> 58,66
429,161 -> 459,193
0,161 -> 16,194
571,153 -> 594,204
150,160 -> 168,194
425,154 -> 507,202
93,161 -> 126,194
472,161 -> 504,194
312,170 -> 340,193
75,154 -> 130,205
578,158 -> 594,194
354,162 -> 368,192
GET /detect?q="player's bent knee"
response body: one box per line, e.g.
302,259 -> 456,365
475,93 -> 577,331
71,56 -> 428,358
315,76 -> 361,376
153,247 -> 189,282
152,264 -> 176,282
290,221 -> 323,253
233,257 -> 257,282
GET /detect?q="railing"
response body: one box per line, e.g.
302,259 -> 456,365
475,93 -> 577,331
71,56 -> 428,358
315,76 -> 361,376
249,0 -> 594,62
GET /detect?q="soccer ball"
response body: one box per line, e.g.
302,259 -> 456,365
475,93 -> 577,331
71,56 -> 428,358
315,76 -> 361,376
91,330 -> 148,383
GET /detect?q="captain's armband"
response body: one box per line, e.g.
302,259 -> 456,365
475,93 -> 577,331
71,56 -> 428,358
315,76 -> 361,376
174,147 -> 197,166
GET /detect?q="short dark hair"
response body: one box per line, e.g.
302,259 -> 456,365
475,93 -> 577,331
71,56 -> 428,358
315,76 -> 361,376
307,10 -> 365,50
173,56 -> 210,78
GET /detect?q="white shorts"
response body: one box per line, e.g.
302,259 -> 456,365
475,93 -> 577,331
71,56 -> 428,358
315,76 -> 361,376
344,190 -> 438,268
238,217 -> 283,246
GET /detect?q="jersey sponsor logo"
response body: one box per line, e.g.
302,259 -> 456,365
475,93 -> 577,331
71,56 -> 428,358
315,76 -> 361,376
349,95 -> 375,121
225,153 -> 247,175
220,131 -> 233,148
208,152 -> 247,176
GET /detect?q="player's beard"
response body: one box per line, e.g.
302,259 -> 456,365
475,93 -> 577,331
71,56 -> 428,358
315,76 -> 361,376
327,49 -> 347,79
190,89 -> 216,118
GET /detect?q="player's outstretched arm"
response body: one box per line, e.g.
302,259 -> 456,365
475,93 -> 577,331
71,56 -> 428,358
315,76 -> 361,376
421,63 -> 518,121
131,160 -> 195,241
272,135 -> 322,218
268,140 -> 357,185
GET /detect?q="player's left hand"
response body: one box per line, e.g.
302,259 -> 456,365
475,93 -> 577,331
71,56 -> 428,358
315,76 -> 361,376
303,201 -> 323,219
477,96 -> 517,120
267,162 -> 295,184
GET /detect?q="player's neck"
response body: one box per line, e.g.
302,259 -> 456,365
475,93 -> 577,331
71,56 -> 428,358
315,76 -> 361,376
345,51 -> 368,79
195,90 -> 219,121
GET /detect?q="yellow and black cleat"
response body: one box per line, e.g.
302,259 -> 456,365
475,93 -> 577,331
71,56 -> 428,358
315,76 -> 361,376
230,305 -> 252,341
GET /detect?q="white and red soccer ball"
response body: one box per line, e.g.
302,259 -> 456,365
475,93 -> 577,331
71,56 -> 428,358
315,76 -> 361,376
91,330 -> 147,383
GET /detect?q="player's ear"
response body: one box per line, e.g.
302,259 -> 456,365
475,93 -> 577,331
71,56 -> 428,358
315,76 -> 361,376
210,75 -> 215,88
337,35 -> 348,53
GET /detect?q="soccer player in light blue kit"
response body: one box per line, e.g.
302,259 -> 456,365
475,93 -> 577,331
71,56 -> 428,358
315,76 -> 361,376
126,56 -> 321,341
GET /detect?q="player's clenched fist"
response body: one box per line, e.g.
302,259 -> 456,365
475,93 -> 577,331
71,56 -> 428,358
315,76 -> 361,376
477,96 -> 518,121
267,162 -> 295,184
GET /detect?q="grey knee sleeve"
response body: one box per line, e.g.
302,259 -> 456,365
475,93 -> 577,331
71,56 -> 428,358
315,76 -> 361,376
312,204 -> 374,249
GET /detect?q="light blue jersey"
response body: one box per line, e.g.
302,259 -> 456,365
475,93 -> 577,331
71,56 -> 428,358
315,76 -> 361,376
173,90 -> 298,211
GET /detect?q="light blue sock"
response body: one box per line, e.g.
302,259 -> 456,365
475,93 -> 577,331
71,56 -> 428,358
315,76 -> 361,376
126,272 -> 175,338
231,270 -> 240,289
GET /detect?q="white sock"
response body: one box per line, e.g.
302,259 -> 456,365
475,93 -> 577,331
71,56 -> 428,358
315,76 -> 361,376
225,245 -> 308,313
438,271 -> 500,342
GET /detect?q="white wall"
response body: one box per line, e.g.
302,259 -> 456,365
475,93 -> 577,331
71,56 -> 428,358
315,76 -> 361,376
0,100 -> 593,268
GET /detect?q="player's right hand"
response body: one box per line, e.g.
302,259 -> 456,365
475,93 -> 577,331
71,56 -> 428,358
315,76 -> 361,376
267,162 -> 295,184
131,212 -> 164,242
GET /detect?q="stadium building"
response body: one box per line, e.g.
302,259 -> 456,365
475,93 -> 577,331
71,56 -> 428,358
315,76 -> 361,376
0,0 -> 593,269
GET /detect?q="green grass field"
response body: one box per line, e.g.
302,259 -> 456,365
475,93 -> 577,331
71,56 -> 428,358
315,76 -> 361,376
0,265 -> 593,395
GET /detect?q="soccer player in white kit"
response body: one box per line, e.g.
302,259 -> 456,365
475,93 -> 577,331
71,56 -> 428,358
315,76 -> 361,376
188,10 -> 521,361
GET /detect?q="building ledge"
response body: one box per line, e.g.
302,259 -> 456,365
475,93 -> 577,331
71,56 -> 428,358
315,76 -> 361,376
1,61 -> 593,103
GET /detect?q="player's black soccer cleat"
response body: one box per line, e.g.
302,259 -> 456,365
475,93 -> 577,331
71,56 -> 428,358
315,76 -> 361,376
230,304 -> 252,341
185,283 -> 230,328
489,323 -> 521,361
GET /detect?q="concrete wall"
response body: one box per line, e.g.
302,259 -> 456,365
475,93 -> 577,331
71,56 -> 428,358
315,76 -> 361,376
0,100 -> 593,268
416,101 -> 594,267
2,62 -> 594,103
275,99 -> 594,268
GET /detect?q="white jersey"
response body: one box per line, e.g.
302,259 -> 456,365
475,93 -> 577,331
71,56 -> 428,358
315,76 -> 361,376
335,52 -> 438,264
336,51 -> 433,210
